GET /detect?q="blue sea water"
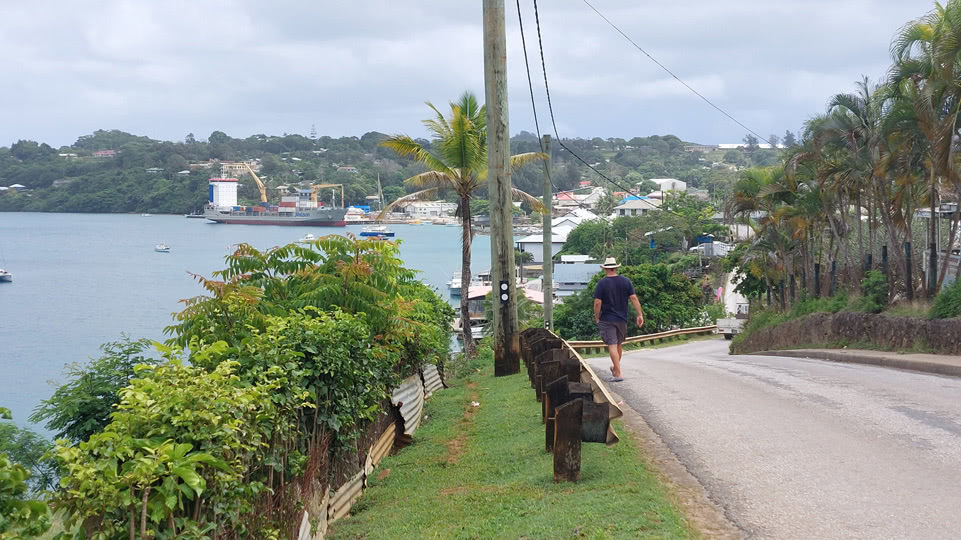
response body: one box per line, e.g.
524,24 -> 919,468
0,213 -> 490,434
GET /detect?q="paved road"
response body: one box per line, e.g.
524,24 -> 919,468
588,339 -> 961,540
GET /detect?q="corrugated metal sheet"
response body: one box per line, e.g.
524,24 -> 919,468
328,469 -> 365,523
391,374 -> 425,436
369,423 -> 395,471
296,489 -> 330,540
421,364 -> 444,396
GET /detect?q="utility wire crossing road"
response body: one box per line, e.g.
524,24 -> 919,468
589,339 -> 961,540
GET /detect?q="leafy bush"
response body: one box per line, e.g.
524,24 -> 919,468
0,419 -> 56,495
0,408 -> 51,539
31,336 -> 159,444
54,353 -> 284,540
858,270 -> 888,314
698,301 -> 727,325
554,263 -> 703,340
931,278 -> 961,319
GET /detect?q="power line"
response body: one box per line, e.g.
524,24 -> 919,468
579,0 -> 776,147
530,2 -> 663,202
515,0 -> 598,213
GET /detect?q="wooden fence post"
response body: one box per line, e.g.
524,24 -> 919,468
553,399 -> 583,483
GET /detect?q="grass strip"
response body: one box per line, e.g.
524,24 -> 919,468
327,356 -> 691,540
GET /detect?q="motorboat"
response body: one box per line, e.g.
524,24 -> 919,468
0,268 -> 11,282
452,317 -> 486,341
448,272 -> 463,295
360,225 -> 395,238
155,243 -> 170,253
301,233 -> 316,242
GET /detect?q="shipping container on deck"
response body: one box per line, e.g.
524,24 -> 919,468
279,201 -> 296,207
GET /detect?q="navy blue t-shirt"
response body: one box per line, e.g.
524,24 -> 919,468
593,275 -> 635,323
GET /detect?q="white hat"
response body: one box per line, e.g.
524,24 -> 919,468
600,257 -> 620,269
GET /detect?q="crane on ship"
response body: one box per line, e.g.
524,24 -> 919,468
241,162 -> 268,203
310,183 -> 345,208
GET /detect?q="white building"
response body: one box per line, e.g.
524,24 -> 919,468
515,224 -> 574,263
614,198 -> 661,217
650,178 -> 686,192
403,200 -> 457,219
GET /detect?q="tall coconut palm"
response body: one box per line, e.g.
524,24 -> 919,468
379,92 -> 543,355
891,0 -> 961,285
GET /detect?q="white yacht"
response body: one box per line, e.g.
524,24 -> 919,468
154,243 -> 170,253
0,268 -> 11,282
301,233 -> 316,242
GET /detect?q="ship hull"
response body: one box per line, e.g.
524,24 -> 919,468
204,207 -> 347,226
208,217 -> 347,226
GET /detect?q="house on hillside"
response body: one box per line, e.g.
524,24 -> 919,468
554,263 -> 600,300
402,201 -> 457,219
614,198 -> 661,217
516,224 -> 574,263
651,178 -> 686,192
92,150 -> 118,158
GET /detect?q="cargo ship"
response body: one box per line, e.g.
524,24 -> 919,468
203,176 -> 347,226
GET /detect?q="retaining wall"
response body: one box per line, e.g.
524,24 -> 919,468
731,312 -> 961,355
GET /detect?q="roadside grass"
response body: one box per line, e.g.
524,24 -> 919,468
327,350 -> 692,540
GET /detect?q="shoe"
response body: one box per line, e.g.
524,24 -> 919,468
611,377 -> 624,382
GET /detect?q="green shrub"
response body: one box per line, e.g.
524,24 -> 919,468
0,408 -> 51,539
931,278 -> 961,319
858,271 -> 888,314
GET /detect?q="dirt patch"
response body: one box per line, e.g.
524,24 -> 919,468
438,485 -> 469,496
376,468 -> 391,481
444,391 -> 480,465
607,388 -> 744,540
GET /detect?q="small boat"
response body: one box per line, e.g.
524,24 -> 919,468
452,317 -> 486,341
360,225 -> 395,238
141,213 -> 152,217
184,211 -> 206,219
155,243 -> 170,253
300,233 -> 316,242
448,272 -> 463,296
0,268 -> 11,283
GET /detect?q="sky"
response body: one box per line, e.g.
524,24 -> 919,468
0,0 -> 933,148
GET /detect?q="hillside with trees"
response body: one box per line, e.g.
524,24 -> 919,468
0,128 -> 782,214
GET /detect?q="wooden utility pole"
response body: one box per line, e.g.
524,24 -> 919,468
542,135 -> 553,330
483,0 -> 520,376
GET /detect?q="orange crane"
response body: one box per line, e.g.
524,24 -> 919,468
311,183 -> 345,208
242,162 -> 268,203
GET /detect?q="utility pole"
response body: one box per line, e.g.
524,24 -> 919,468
483,0 -> 520,376
542,134 -> 553,330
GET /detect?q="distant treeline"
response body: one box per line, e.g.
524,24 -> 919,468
0,128 -> 777,214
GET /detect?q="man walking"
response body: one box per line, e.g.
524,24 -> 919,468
593,257 -> 644,382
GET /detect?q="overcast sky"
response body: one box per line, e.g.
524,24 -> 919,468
0,0 -> 932,148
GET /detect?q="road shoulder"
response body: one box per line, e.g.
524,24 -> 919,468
604,385 -> 743,540
751,348 -> 961,377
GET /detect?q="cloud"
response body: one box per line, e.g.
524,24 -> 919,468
0,0 -> 938,147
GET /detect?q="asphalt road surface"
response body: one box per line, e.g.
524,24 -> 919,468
588,339 -> 961,540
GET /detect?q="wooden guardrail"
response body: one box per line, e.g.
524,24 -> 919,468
566,325 -> 717,354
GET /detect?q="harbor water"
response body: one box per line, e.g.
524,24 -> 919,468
0,213 -> 490,434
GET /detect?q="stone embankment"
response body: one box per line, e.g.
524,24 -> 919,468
732,312 -> 961,356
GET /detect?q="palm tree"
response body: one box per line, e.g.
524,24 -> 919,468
380,91 -> 543,354
891,0 -> 961,286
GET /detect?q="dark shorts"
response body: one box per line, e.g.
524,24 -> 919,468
598,320 -> 627,345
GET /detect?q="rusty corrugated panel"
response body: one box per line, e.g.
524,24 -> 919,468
390,374 -> 425,436
421,364 -> 444,396
296,490 -> 329,540
328,469 -> 365,523
368,423 -> 395,471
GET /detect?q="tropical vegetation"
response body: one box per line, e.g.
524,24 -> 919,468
378,91 -> 543,354
20,236 -> 454,539
728,0 -> 961,310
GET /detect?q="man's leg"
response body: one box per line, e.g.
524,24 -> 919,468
608,344 -> 621,377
